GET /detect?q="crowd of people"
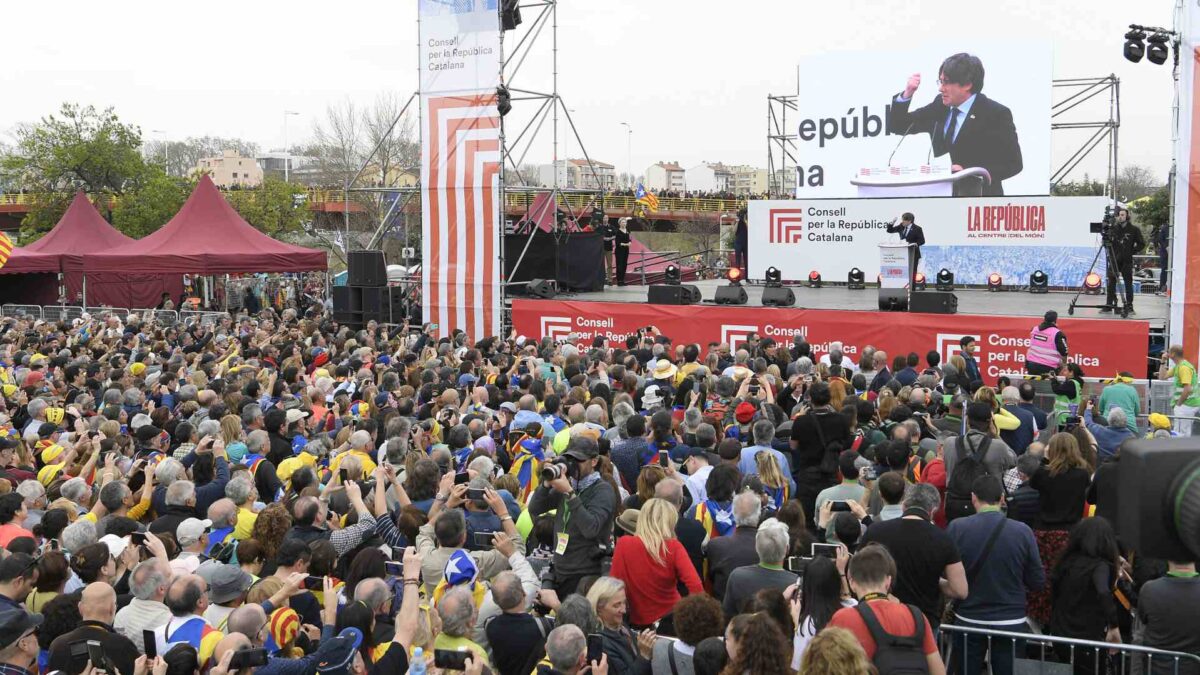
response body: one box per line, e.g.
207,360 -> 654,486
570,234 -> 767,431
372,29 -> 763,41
0,309 -> 1193,675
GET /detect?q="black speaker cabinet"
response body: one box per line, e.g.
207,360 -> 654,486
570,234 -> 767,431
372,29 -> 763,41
388,287 -> 407,324
528,278 -> 558,299
648,284 -> 701,305
348,250 -> 387,287
358,287 -> 386,322
909,291 -> 958,314
713,285 -> 748,305
760,286 -> 796,307
332,286 -> 356,323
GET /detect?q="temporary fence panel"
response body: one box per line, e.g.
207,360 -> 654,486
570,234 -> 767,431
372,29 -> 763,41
1,305 -> 42,319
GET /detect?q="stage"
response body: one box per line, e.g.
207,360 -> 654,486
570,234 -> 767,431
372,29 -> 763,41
551,280 -> 1168,327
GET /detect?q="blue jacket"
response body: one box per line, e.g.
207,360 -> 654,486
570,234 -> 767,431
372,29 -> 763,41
1084,410 -> 1136,461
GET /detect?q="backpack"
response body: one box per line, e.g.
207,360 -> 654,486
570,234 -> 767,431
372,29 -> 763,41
944,434 -> 992,522
855,602 -> 930,675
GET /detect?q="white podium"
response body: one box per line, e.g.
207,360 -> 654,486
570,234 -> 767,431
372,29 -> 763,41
851,166 -> 992,198
878,243 -> 916,311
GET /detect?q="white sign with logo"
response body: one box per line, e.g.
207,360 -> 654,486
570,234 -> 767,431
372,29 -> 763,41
748,196 -> 1109,285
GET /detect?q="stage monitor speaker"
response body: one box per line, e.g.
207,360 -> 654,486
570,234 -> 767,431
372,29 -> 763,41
648,284 -> 701,305
909,290 -> 958,314
348,250 -> 387,287
760,286 -> 795,307
713,285 -> 748,305
528,278 -> 558,299
359,286 -> 386,323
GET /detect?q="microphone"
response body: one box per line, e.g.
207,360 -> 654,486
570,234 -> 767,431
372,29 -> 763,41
888,121 -> 917,167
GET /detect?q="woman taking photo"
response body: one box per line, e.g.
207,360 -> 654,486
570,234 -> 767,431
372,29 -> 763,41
789,556 -> 855,670
610,498 -> 703,634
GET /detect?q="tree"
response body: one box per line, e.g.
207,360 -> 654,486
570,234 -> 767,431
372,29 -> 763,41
111,168 -> 192,238
1116,164 -> 1163,202
0,103 -> 147,235
1051,175 -> 1106,197
1131,185 -> 1170,235
144,136 -> 262,178
225,177 -> 307,236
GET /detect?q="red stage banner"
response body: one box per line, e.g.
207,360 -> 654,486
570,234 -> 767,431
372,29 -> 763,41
511,299 -> 1150,381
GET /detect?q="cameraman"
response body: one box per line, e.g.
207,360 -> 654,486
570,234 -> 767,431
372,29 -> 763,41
528,436 -> 616,597
1102,207 -> 1145,314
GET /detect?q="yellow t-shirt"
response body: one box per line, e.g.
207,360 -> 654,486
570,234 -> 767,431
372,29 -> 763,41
328,449 -> 377,477
234,507 -> 258,540
276,453 -> 317,488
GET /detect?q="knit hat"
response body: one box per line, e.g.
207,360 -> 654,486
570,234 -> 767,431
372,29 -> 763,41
269,607 -> 301,650
130,362 -> 146,377
735,401 -> 756,424
226,442 -> 249,463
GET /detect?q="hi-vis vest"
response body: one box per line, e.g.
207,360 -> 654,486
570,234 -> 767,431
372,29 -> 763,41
1026,325 -> 1062,368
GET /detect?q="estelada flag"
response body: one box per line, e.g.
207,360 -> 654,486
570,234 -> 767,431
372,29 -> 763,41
0,232 -> 12,270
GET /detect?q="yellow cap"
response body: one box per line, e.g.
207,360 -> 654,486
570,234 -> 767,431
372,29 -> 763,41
45,407 -> 65,425
37,463 -> 65,486
130,362 -> 146,376
1,384 -> 16,398
1149,412 -> 1172,430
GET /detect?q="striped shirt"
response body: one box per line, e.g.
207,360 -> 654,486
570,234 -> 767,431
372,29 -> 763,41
114,597 -> 173,654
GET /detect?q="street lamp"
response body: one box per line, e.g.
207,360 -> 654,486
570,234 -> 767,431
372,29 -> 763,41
283,111 -> 300,182
620,122 -> 632,187
151,130 -> 169,174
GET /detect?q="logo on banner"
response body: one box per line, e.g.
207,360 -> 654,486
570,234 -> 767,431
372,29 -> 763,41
768,209 -> 805,244
540,316 -> 573,342
937,333 -> 981,364
721,324 -> 759,351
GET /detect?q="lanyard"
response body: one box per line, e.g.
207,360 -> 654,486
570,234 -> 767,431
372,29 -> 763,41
859,592 -> 889,602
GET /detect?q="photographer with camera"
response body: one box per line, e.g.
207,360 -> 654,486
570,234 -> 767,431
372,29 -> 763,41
1101,207 -> 1145,315
528,437 -> 616,597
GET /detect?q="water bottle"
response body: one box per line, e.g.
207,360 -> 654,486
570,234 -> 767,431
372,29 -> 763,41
408,647 -> 427,675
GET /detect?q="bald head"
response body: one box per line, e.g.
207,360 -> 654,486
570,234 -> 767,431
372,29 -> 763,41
353,578 -> 390,613
519,394 -> 537,411
567,404 -> 586,424
208,498 -> 238,528
227,604 -> 268,646
81,582 -> 117,622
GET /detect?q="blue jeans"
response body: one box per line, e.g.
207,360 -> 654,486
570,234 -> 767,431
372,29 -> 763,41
954,621 -> 1031,675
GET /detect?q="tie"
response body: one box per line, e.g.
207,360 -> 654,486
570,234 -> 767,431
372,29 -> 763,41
945,106 -> 960,145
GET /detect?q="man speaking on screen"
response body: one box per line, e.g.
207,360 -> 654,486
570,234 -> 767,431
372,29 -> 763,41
888,53 -> 1023,196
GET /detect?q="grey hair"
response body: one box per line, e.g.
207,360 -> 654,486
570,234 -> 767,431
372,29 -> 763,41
654,477 -> 684,508
467,455 -> 495,478
733,491 -> 761,527
353,578 -> 390,612
155,457 -> 185,484
903,482 -> 942,515
123,388 -> 143,407
754,520 -> 790,564
556,594 -> 597,634
1107,407 -> 1128,429
490,571 -> 525,611
734,349 -> 750,365
197,419 -> 221,439
695,423 -> 717,448
349,429 -> 372,450
130,560 -> 169,600
545,625 -> 586,671
27,399 -> 48,418
241,404 -> 263,426
15,480 -> 44,506
61,519 -> 97,554
437,586 -> 477,637
60,477 -> 89,504
246,429 -> 269,453
176,385 -> 198,402
585,405 -> 604,425
1000,386 -> 1020,404
166,480 -> 196,506
225,475 -> 254,505
752,419 -> 775,445
683,407 -> 702,429
795,357 -> 814,375
611,402 -> 635,433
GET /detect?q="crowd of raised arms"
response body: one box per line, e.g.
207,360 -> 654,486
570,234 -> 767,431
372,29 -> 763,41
0,307 -> 1193,675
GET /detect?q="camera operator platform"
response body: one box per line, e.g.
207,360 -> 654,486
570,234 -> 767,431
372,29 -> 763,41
1070,205 -> 1143,319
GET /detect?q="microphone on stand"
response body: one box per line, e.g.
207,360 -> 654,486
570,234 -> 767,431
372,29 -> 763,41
887,121 -> 917,167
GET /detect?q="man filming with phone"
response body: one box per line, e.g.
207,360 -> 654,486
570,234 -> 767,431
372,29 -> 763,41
418,475 -> 523,592
528,437 -> 616,597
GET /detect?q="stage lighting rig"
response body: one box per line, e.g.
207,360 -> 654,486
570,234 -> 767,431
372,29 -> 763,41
1125,24 -> 1179,66
847,268 -> 865,290
765,267 -> 783,287
1084,272 -> 1103,295
913,272 -> 926,291
664,264 -> 681,285
1147,32 -> 1171,65
496,85 -> 512,116
807,270 -> 822,288
1125,28 -> 1147,62
936,268 -> 955,291
1029,270 -> 1049,293
987,273 -> 1003,292
501,0 -> 522,31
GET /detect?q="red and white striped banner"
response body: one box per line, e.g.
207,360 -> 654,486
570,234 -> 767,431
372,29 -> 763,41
419,0 -> 503,340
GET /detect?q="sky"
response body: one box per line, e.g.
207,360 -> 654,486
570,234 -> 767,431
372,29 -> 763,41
0,0 -> 1179,185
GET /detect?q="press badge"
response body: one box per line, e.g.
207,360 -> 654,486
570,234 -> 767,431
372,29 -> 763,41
556,532 -> 570,555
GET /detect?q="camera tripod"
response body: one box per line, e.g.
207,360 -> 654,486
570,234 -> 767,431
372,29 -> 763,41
1068,234 -> 1130,318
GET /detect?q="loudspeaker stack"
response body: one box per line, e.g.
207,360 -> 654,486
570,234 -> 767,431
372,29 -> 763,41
333,250 -> 405,327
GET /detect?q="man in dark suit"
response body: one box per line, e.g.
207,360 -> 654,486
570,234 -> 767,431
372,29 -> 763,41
886,212 -> 925,283
887,53 -> 1022,196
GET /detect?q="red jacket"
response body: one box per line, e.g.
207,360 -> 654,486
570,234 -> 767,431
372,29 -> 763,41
610,535 -> 703,626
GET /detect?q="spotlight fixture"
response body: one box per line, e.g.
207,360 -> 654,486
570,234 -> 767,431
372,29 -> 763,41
501,0 -> 523,31
1029,270 -> 1049,293
987,273 -> 1003,292
1147,32 -> 1171,65
847,268 -> 865,290
936,268 -> 955,291
765,266 -> 782,287
714,267 -> 748,304
1084,272 -> 1104,295
1125,28 -> 1147,63
664,264 -> 681,285
496,85 -> 512,117
807,270 -> 822,288
913,272 -> 927,291
726,267 -> 744,284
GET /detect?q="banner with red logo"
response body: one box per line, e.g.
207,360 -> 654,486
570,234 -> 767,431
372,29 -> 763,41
749,196 -> 1110,286
511,299 -> 1149,380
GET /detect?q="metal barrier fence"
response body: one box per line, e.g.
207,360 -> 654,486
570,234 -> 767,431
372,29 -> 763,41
939,623 -> 1200,675
1005,375 -> 1177,435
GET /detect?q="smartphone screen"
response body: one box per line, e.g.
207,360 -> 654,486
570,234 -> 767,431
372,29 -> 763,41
131,532 -> 148,545
434,649 -> 468,670
384,561 -> 403,577
228,648 -> 268,669
830,500 -> 851,513
303,575 -> 323,590
143,630 -> 157,659
454,472 -> 471,486
86,641 -> 108,672
658,449 -> 669,467
339,468 -> 349,483
812,543 -> 840,559
587,634 -> 604,664
473,531 -> 496,549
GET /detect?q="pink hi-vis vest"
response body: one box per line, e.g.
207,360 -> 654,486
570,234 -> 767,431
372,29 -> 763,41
1026,325 -> 1062,368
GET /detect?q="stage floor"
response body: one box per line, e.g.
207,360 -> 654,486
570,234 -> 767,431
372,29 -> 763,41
561,280 -> 1167,327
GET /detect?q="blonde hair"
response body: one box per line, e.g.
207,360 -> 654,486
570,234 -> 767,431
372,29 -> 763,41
585,576 -> 626,625
635,498 -> 679,566
877,389 -> 897,421
1047,432 -> 1088,476
755,451 -> 787,491
800,627 -> 876,675
949,354 -> 967,374
220,415 -> 243,445
247,576 -> 284,605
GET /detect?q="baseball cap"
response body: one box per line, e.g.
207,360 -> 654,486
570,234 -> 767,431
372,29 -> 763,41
734,401 -> 756,424
0,609 -> 42,650
135,424 -> 163,443
177,518 -> 213,547
562,438 -> 599,461
285,409 -> 310,425
98,534 -> 131,559
207,564 -> 254,604
314,627 -> 364,675
498,401 -> 518,414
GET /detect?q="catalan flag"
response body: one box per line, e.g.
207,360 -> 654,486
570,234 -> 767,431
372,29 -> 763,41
693,498 -> 736,539
0,232 -> 12,270
635,183 -> 659,212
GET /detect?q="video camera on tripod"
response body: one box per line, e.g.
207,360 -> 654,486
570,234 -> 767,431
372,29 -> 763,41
1089,204 -> 1117,242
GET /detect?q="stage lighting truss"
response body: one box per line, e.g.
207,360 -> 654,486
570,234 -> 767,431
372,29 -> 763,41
807,270 -> 822,288
913,272 -> 927,291
1083,272 -> 1104,295
936,268 -> 955,291
987,273 -> 1003,292
765,266 -> 783,287
847,268 -> 865,290
664,264 -> 681,285
1029,270 -> 1049,294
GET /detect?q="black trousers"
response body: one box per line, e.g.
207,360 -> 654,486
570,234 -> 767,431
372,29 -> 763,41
615,246 -> 630,285
1106,257 -> 1134,308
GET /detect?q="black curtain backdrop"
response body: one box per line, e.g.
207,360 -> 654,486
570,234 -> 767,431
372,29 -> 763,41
504,231 -> 604,292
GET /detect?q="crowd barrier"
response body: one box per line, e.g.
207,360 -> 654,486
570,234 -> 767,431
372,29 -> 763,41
0,305 -> 227,328
1006,375 -> 1179,434
939,623 -> 1200,675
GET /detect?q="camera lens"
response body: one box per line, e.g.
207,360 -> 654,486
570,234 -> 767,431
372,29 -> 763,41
1167,461 -> 1200,558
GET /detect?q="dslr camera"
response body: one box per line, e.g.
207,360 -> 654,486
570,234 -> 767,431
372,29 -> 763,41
541,458 -> 580,483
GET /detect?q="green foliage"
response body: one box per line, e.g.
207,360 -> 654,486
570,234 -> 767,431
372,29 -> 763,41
225,177 -> 307,236
1131,185 -> 1170,232
1051,175 -> 1106,197
112,169 -> 192,238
